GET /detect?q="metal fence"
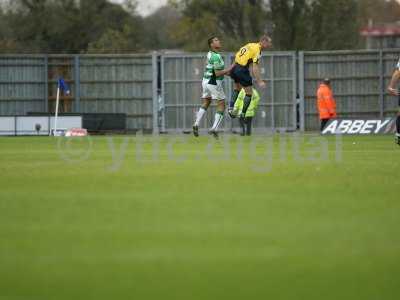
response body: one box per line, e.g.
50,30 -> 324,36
79,55 -> 156,130
161,52 -> 297,132
299,50 -> 399,131
1,50 -> 399,133
0,54 -> 156,130
0,55 -> 47,115
258,52 -> 297,131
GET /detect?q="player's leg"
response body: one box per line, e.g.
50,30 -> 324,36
239,67 -> 254,117
209,99 -> 225,138
193,98 -> 211,137
241,86 -> 253,116
193,80 -> 212,137
320,118 -> 329,132
396,93 -> 400,145
245,117 -> 253,136
228,65 -> 241,117
194,98 -> 211,125
209,82 -> 226,138
396,111 -> 400,145
229,82 -> 241,117
239,116 -> 245,136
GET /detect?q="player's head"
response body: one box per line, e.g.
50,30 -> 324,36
259,35 -> 272,50
208,36 -> 221,50
323,78 -> 331,85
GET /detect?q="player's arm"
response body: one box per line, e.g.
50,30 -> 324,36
250,63 -> 266,88
215,63 -> 235,77
388,68 -> 400,96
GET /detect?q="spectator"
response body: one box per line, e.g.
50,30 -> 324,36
317,78 -> 337,131
233,88 -> 260,136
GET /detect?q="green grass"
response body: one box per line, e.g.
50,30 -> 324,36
0,134 -> 399,300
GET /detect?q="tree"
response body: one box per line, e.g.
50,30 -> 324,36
269,0 -> 310,50
358,0 -> 400,25
76,0 -> 144,52
308,0 -> 359,50
0,12 -> 17,52
169,0 -> 269,51
268,0 -> 360,50
169,0 -> 360,51
88,28 -> 129,53
3,0 -> 143,53
0,0 -> 397,53
142,5 -> 181,50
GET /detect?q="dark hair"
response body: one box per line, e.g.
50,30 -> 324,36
323,78 -> 331,85
208,36 -> 217,47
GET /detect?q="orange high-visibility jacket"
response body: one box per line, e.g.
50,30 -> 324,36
317,83 -> 337,120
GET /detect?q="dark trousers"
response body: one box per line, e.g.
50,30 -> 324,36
320,118 -> 330,132
239,117 -> 253,136
397,114 -> 400,134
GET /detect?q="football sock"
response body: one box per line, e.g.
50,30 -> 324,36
241,94 -> 252,115
211,111 -> 224,130
239,116 -> 245,135
194,107 -> 207,126
229,89 -> 240,109
246,117 -> 253,136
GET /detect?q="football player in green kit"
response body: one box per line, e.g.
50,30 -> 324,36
193,37 -> 233,138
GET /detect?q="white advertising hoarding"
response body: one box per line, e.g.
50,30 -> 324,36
0,116 -> 83,136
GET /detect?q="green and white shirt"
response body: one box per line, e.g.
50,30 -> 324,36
203,51 -> 225,85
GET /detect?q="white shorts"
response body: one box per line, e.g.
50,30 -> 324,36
202,79 -> 226,100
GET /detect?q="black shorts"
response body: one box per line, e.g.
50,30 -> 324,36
230,64 -> 252,87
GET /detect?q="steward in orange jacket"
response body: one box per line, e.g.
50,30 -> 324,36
317,78 -> 337,131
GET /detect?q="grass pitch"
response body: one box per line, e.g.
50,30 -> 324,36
0,134 -> 399,300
